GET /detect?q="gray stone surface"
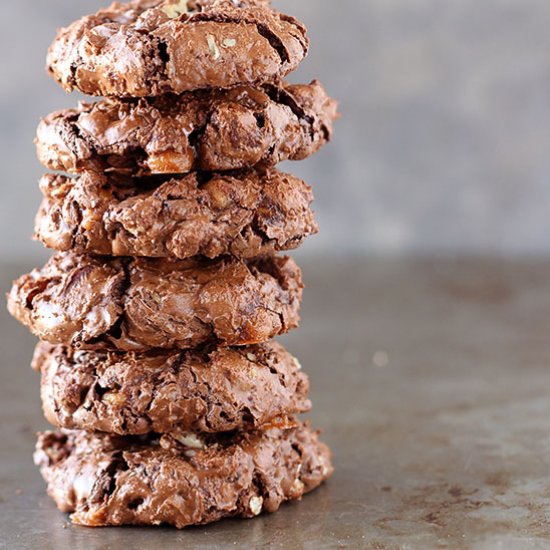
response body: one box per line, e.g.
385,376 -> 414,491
3,258 -> 550,548
3,1 -> 550,260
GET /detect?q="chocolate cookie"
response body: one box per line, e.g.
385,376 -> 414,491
36,81 -> 337,175
34,341 -> 310,435
47,0 -> 309,97
35,169 -> 318,260
35,422 -> 332,528
8,252 -> 302,351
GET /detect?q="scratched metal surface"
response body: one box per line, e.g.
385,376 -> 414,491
2,258 -> 550,549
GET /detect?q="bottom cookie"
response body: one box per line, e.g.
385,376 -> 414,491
35,422 -> 333,528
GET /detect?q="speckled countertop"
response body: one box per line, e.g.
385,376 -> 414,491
2,258 -> 550,549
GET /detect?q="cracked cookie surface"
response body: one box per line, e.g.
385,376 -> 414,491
34,341 -> 311,435
8,252 -> 302,351
35,421 -> 333,528
36,81 -> 337,175
47,0 -> 309,97
35,169 -> 318,260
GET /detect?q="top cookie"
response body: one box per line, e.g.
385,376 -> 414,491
47,0 -> 309,97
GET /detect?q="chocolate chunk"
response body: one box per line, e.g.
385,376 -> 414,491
35,422 -> 332,528
36,81 -> 337,175
8,252 -> 302,351
34,340 -> 311,435
35,169 -> 318,260
47,0 -> 309,97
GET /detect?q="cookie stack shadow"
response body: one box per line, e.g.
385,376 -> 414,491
7,0 -> 338,528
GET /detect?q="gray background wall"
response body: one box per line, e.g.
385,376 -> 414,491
2,0 -> 550,261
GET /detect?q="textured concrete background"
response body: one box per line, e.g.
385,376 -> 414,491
2,0 -> 550,261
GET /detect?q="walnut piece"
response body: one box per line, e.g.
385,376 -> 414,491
175,432 -> 206,450
162,0 -> 189,18
249,496 -> 263,516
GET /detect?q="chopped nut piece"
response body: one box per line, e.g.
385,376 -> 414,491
72,351 -> 87,363
291,478 -> 305,495
176,432 -> 206,449
246,352 -> 257,362
147,151 -> 193,174
292,357 -> 302,371
222,38 -> 237,48
207,34 -> 221,60
249,496 -> 263,516
162,0 -> 189,18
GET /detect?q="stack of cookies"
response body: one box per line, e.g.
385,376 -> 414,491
7,0 -> 338,528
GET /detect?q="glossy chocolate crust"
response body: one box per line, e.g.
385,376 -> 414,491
36,81 -> 337,175
34,341 -> 311,435
35,169 -> 318,260
34,423 -> 333,528
47,0 -> 309,97
8,252 -> 302,351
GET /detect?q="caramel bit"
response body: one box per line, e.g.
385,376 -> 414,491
82,218 -> 96,232
207,185 -> 231,209
147,151 -> 192,174
102,390 -> 124,406
263,415 -> 297,430
162,0 -> 189,18
71,507 -> 108,527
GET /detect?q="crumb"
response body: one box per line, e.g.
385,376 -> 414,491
373,351 -> 389,368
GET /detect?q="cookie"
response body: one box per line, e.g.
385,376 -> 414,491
35,421 -> 332,528
35,169 -> 318,260
8,252 -> 302,351
34,340 -> 310,435
47,0 -> 309,97
36,81 -> 337,175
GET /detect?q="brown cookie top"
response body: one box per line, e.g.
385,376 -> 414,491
47,0 -> 309,97
35,422 -> 333,528
34,341 -> 311,435
35,169 -> 318,260
36,81 -> 337,175
8,252 -> 302,351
